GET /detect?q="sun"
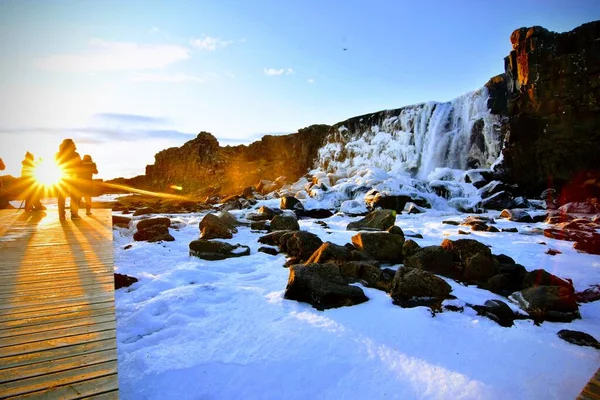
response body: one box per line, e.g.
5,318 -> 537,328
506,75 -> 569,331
33,158 -> 65,188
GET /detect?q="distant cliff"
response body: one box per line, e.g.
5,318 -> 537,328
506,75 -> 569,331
124,125 -> 330,196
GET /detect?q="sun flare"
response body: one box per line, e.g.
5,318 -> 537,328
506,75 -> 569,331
33,159 -> 64,188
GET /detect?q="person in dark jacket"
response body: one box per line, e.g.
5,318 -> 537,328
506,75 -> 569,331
55,139 -> 82,220
78,154 -> 98,215
20,152 -> 45,211
0,157 -> 9,209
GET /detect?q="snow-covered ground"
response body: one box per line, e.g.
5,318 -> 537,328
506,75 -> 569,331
113,201 -> 600,400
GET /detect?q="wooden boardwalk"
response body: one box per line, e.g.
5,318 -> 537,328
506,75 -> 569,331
579,367 -> 600,400
0,209 -> 118,399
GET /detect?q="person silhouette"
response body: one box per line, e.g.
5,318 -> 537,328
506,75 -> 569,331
0,157 -> 8,209
20,152 -> 45,211
55,139 -> 82,220
79,154 -> 98,216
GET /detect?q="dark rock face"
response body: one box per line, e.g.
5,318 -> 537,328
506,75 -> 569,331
351,232 -> 404,264
114,273 -> 138,289
347,209 -> 396,231
306,242 -> 353,264
285,263 -> 369,310
390,267 -> 452,309
497,22 -> 600,196
280,196 -> 304,211
558,329 -> 600,349
189,239 -> 250,260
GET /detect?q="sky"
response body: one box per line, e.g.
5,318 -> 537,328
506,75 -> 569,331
0,0 -> 598,179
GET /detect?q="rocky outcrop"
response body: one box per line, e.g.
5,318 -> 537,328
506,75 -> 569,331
495,21 -> 600,196
132,125 -> 330,196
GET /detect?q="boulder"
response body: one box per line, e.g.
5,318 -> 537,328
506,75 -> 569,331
270,214 -> 300,231
502,227 -> 518,233
258,230 -> 292,246
486,263 -> 527,295
573,239 -> 600,255
522,269 -> 574,291
351,232 -> 404,264
576,285 -> 600,303
199,213 -> 238,240
133,224 -> 174,242
463,252 -> 496,283
499,209 -> 533,223
279,231 -> 324,262
114,273 -> 138,290
558,202 -> 600,214
387,226 -> 405,236
258,246 -> 279,256
250,220 -> 269,231
136,217 -> 171,231
509,286 -> 580,322
338,261 -> 391,291
403,246 -> 459,279
402,239 -> 421,258
442,220 -> 460,226
487,225 -> 500,233
390,267 -> 452,308
473,299 -> 515,327
284,263 -> 369,310
347,209 -> 396,231
557,330 -> 600,349
297,208 -> 334,219
280,196 -> 304,211
306,242 -> 353,264
441,238 -> 492,262
366,193 -> 419,213
189,239 -> 250,260
112,215 -> 132,228
481,191 -> 515,210
246,206 -> 281,221
133,207 -> 156,216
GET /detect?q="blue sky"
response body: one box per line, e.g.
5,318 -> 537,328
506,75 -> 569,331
1,0 -> 598,179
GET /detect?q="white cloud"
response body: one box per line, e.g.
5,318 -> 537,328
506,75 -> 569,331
36,38 -> 190,72
131,72 -> 204,83
189,36 -> 232,51
308,78 -> 314,84
149,27 -> 159,33
263,68 -> 294,76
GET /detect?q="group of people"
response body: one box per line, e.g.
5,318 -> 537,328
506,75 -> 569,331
1,139 -> 99,220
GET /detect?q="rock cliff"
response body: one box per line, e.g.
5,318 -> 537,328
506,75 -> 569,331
497,21 -> 600,197
140,125 -> 330,196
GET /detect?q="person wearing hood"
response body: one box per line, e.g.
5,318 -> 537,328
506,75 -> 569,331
78,154 -> 98,216
21,152 -> 45,211
55,139 -> 82,220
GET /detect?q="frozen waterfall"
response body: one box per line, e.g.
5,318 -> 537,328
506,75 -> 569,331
315,87 -> 503,180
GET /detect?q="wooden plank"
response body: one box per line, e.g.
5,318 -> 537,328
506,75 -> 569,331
0,360 -> 117,398
0,321 -> 116,348
0,281 -> 114,299
0,320 -> 116,358
0,338 -> 116,369
0,300 -> 115,325
0,305 -> 115,331
578,367 -> 600,400
14,378 -> 119,400
0,313 -> 116,339
0,349 -> 116,383
0,292 -> 114,313
0,278 -> 114,297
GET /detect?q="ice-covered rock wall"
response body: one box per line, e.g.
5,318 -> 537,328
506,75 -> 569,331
316,87 -> 503,180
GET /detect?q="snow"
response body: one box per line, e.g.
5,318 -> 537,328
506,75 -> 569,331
114,205 -> 600,400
